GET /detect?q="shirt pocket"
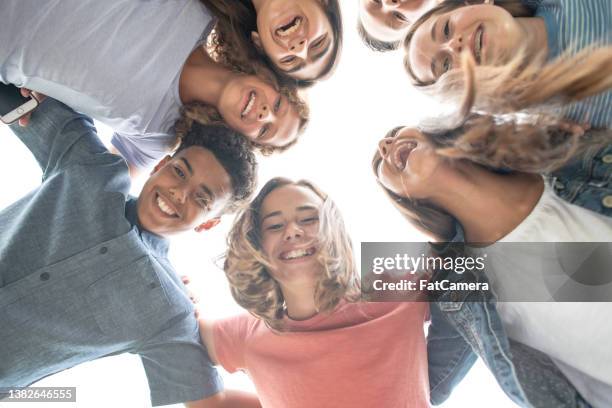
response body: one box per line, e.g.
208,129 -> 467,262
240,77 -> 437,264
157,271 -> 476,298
85,255 -> 186,341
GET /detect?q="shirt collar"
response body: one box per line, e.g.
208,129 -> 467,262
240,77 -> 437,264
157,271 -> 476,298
125,197 -> 170,257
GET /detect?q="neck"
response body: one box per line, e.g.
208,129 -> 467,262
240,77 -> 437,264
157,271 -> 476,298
428,162 -> 544,243
515,17 -> 549,59
280,281 -> 318,321
178,48 -> 234,106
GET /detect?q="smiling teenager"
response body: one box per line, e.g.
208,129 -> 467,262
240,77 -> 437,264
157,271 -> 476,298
203,0 -> 343,87
372,124 -> 612,407
195,178 -> 430,408
0,97 -> 259,407
0,0 -> 308,171
358,0 -> 442,52
403,0 -> 612,128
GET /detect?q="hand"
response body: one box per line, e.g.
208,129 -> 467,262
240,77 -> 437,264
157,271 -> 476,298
18,88 -> 47,127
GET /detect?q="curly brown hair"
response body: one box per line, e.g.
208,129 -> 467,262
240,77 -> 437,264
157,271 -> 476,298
223,178 -> 360,330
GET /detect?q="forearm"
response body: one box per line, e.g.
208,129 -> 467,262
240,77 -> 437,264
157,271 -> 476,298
184,390 -> 261,408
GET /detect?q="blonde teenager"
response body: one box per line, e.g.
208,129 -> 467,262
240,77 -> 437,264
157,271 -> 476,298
403,0 -> 612,128
198,178 -> 430,408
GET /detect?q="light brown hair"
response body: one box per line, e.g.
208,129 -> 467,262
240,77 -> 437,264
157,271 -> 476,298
224,178 -> 360,330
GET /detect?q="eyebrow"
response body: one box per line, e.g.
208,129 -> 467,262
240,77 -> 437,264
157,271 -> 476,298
180,158 -> 193,175
431,20 -> 437,42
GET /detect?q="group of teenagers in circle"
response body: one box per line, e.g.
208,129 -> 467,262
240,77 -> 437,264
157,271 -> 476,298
0,0 -> 610,407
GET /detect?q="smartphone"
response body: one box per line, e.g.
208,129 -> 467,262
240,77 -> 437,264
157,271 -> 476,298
0,82 -> 39,125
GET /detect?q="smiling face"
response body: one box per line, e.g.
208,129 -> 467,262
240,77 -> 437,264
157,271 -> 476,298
252,0 -> 335,81
360,0 -> 438,44
259,184 -> 324,286
375,127 -> 443,199
217,75 -> 301,148
406,4 -> 521,83
137,147 -> 232,236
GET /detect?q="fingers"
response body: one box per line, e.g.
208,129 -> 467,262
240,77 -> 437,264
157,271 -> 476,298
20,88 -> 32,98
18,113 -> 32,127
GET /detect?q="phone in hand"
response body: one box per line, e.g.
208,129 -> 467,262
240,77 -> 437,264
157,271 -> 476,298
0,82 -> 39,125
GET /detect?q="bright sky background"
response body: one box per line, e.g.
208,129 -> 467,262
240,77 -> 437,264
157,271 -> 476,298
0,2 -> 516,407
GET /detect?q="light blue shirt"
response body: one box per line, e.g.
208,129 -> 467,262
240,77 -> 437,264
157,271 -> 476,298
537,0 -> 612,128
0,99 -> 222,406
0,0 -> 214,169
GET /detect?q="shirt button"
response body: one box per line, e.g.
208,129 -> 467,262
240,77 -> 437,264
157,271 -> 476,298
602,154 -> 612,164
40,272 -> 50,281
603,196 -> 612,209
554,180 -> 565,190
99,246 -> 108,254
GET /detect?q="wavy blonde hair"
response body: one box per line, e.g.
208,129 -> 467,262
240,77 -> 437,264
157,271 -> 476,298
224,178 -> 360,330
403,0 -> 612,120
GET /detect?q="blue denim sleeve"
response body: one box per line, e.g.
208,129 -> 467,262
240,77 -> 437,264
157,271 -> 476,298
428,302 -> 478,405
136,313 -> 224,407
7,98 -> 110,178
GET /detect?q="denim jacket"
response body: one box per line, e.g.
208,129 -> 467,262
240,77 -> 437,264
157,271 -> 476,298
427,138 -> 611,407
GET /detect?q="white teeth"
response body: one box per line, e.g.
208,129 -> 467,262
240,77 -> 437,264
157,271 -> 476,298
277,17 -> 302,37
241,92 -> 255,118
157,195 -> 176,217
281,247 -> 315,260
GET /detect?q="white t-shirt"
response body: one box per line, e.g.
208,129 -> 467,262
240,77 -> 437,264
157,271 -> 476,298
478,182 -> 612,407
0,0 -> 214,168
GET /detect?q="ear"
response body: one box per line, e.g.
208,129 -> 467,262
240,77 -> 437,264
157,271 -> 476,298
250,31 -> 263,51
194,217 -> 221,233
151,155 -> 172,175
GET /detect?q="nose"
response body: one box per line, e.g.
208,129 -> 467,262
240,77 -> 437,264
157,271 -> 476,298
168,187 -> 187,204
284,221 -> 303,241
378,138 -> 393,158
289,38 -> 308,59
257,103 -> 273,121
447,36 -> 463,54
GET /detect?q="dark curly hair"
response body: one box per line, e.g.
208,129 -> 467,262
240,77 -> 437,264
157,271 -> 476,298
175,122 -> 258,212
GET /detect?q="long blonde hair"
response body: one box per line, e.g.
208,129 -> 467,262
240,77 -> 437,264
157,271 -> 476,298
403,1 -> 612,123
224,178 -> 360,330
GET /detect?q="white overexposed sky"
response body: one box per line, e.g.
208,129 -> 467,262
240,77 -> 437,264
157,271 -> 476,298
0,2 -> 515,407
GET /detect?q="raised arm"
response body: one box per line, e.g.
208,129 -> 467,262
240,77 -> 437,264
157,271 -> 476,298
5,97 -> 114,179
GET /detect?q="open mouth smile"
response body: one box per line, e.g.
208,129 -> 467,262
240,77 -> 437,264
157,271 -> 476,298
156,193 -> 179,218
241,91 -> 256,119
279,246 -> 317,261
393,140 -> 418,171
276,16 -> 303,37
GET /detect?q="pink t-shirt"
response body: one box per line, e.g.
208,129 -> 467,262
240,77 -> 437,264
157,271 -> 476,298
213,302 -> 430,408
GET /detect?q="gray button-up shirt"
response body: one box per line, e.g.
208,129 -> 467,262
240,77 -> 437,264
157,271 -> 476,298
0,99 -> 222,406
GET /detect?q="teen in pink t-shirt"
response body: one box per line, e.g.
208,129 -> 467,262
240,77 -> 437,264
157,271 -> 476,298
199,178 -> 430,408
